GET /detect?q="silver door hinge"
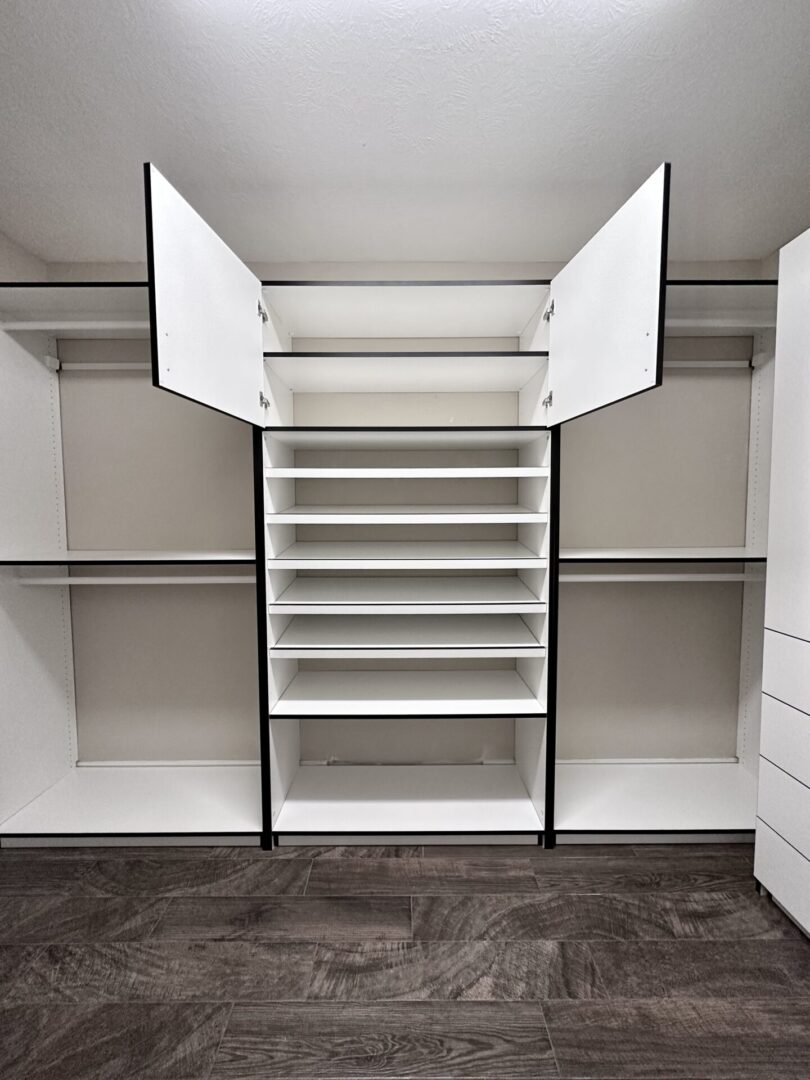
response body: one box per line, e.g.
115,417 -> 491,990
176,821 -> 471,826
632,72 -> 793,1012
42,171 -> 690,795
259,392 -> 271,409
543,299 -> 555,321
258,300 -> 269,323
542,391 -> 553,408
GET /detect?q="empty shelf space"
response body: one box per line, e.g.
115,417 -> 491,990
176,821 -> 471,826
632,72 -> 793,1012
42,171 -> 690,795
270,669 -> 545,716
268,505 -> 547,524
269,541 -> 546,570
266,466 -> 549,478
560,547 -> 767,563
0,549 -> 256,565
269,575 -> 544,614
264,429 -> 548,450
271,614 -> 544,658
272,764 -> 543,834
0,765 -> 262,836
554,762 -> 758,832
262,283 -> 550,340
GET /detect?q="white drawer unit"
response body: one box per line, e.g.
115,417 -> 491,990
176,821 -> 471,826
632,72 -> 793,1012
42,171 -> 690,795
763,628 -> 810,715
758,758 -> 810,859
755,820 -> 810,936
760,695 -> 810,788
754,223 -> 810,935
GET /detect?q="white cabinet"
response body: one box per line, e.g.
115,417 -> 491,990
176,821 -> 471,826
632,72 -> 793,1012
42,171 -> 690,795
755,224 -> 810,932
0,160 -> 785,850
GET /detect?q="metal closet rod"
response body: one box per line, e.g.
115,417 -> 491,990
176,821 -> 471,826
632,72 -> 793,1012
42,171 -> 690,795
560,573 -> 765,584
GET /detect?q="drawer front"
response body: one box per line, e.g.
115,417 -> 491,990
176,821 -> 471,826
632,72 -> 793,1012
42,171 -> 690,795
763,629 -> 810,715
761,694 -> 810,789
758,757 -> 810,859
755,819 -> 810,935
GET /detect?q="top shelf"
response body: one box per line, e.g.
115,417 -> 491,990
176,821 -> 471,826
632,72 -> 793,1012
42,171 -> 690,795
0,279 -> 777,344
560,546 -> 767,563
0,549 -> 256,566
0,284 -> 149,339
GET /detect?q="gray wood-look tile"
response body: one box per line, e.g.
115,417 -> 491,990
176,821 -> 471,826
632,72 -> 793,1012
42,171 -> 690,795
210,1001 -> 557,1078
6,941 -> 315,1002
151,896 -> 412,941
590,940 -> 810,998
632,842 -> 755,858
212,844 -> 422,858
0,896 -> 169,943
307,940 -> 605,1000
532,855 -> 756,894
306,857 -> 540,894
421,843 -> 635,858
75,857 -> 312,896
412,890 -> 802,941
0,857 -> 94,895
543,998 -> 810,1078
0,1001 -> 231,1080
0,946 -> 43,999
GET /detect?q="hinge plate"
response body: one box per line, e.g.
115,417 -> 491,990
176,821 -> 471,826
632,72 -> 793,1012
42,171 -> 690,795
258,299 -> 269,324
543,298 -> 555,322
542,391 -> 553,408
259,392 -> 271,409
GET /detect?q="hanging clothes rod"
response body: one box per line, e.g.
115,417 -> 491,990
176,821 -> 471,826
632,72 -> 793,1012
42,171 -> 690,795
560,573 -> 765,583
17,575 -> 257,586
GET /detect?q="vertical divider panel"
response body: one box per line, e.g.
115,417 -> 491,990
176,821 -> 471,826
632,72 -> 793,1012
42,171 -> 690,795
543,425 -> 561,846
252,427 -> 272,845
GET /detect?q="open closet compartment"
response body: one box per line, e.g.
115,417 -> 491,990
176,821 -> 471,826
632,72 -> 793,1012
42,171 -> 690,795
554,279 -> 777,838
262,427 -> 549,838
140,161 -> 671,843
0,281 -> 261,842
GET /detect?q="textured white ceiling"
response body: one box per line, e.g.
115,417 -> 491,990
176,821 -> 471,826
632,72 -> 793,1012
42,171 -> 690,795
1,0 -> 809,265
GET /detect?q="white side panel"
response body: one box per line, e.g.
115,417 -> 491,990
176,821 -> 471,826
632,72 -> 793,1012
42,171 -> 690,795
765,226 -> 810,641
145,164 -> 264,425
0,329 -> 76,823
546,164 -> 669,426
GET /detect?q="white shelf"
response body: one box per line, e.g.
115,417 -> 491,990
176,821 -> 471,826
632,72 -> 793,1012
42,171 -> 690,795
262,282 -> 549,339
19,575 -> 256,586
270,669 -> 545,716
271,614 -> 543,658
0,549 -> 256,565
273,764 -> 543,834
554,762 -> 757,832
269,541 -> 546,570
664,283 -> 777,337
270,575 -> 544,614
560,547 -> 767,562
0,765 -> 262,836
268,504 -> 546,524
265,430 -> 548,450
0,284 -> 150,339
266,466 -> 548,478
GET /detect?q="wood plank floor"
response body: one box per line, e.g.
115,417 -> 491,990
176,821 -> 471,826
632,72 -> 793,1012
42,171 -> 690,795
1,842 -> 809,1079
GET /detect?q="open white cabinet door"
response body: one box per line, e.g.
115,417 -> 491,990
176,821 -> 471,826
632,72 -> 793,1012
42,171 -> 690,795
545,163 -> 670,426
144,163 -> 266,425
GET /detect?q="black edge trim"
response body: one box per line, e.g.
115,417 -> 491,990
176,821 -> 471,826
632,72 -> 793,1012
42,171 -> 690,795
559,556 -> 767,564
554,829 -> 755,835
253,428 -> 273,850
666,279 -> 778,287
263,426 -> 550,433
544,426 -> 561,849
272,831 -> 545,837
268,713 -> 548,721
655,164 -> 672,391
0,832 -> 261,839
264,351 -> 550,358
0,558 -> 256,566
0,281 -> 148,288
763,626 -> 810,646
261,279 -> 553,287
143,163 -> 160,390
